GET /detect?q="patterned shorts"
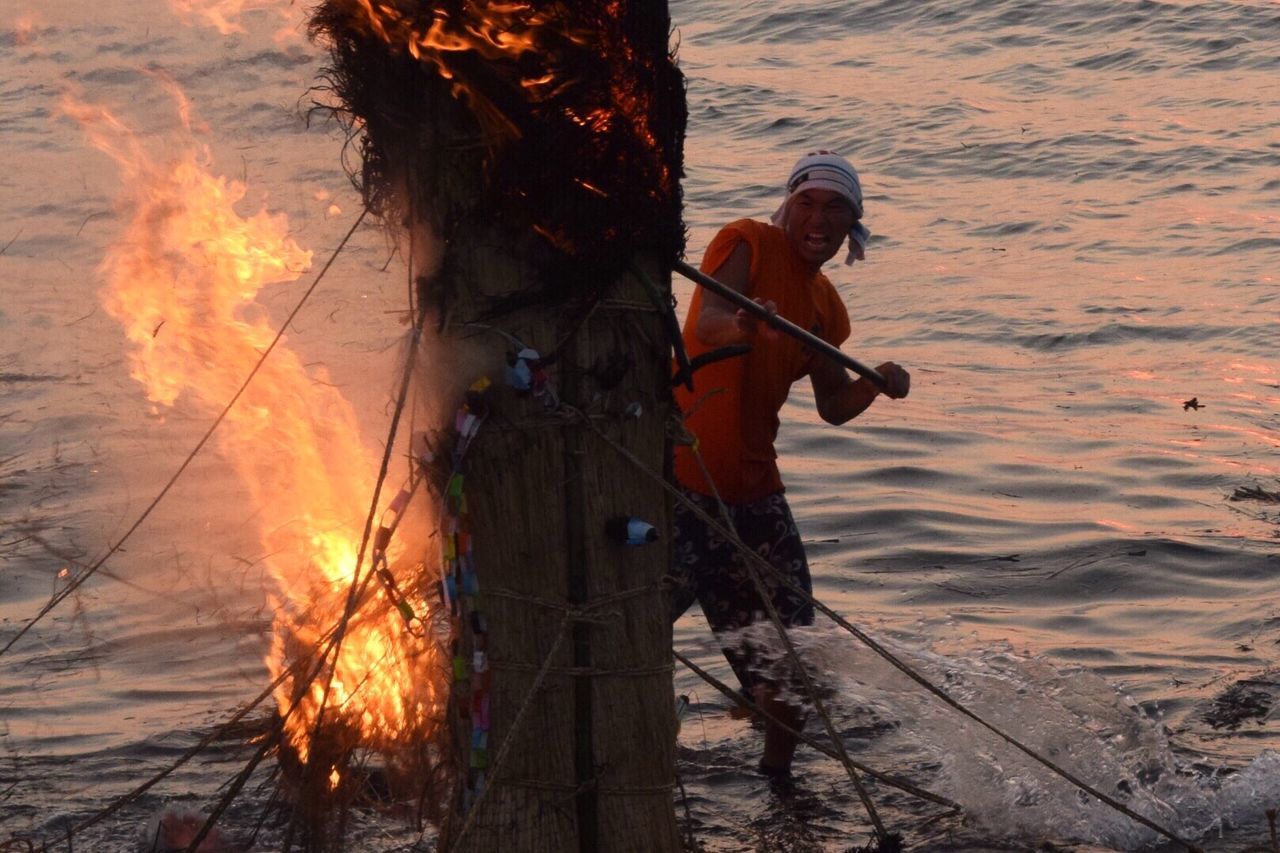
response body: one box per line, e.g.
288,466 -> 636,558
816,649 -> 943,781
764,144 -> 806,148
668,487 -> 814,693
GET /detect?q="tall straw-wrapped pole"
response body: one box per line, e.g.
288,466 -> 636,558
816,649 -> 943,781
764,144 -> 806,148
309,2 -> 686,850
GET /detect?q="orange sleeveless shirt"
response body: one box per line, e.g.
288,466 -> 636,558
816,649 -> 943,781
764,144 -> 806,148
673,220 -> 852,504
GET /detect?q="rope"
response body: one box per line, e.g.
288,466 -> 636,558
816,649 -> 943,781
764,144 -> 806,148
182,723 -> 276,853
499,779 -> 675,796
34,555 -> 426,853
586,409 -> 1205,853
485,583 -> 660,614
574,406 -> 890,844
627,261 -> 692,390
0,208 -> 369,661
676,414 -> 893,839
21,202 -> 445,845
448,575 -> 681,850
32,636 -> 326,851
593,297 -> 663,313
724,499 -> 891,841
294,215 -> 431,810
596,783 -> 675,796
21,206 -> 442,852
489,660 -> 673,678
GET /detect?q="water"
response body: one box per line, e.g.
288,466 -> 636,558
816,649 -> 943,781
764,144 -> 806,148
3,0 -> 1279,850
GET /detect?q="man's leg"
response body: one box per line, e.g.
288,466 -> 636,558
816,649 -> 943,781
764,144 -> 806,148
670,488 -> 817,775
739,492 -> 815,776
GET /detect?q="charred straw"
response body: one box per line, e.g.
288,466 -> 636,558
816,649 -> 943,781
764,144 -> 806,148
309,0 -> 687,311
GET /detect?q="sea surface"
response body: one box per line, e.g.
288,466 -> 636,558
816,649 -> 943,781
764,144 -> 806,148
2,0 -> 1279,850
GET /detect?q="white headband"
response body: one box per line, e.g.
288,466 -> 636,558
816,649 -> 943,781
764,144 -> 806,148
770,151 -> 870,264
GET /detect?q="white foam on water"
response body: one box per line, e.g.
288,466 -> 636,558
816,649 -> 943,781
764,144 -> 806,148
733,622 -> 1280,849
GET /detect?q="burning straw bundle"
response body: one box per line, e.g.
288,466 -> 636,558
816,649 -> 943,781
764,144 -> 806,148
300,2 -> 688,851
309,0 -> 686,307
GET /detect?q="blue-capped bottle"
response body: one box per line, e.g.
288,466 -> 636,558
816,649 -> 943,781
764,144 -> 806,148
605,516 -> 658,545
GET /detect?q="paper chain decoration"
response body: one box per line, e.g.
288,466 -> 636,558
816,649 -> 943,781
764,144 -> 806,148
436,375 -> 496,810
436,343 -> 655,808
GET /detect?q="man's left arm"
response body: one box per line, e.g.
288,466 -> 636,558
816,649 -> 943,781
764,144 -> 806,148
810,354 -> 910,426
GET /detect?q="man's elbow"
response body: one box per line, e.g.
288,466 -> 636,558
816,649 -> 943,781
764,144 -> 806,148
817,400 -> 852,426
816,379 -> 877,425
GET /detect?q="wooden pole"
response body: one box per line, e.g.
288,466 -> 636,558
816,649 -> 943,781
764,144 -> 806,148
307,0 -> 684,847
434,236 -> 678,853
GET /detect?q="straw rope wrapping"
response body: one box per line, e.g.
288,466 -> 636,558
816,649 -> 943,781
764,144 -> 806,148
445,581 -> 663,852
579,405 -> 1204,853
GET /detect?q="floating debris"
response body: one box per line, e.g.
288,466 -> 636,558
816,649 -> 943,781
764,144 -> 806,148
1230,485 -> 1280,504
1203,682 -> 1275,731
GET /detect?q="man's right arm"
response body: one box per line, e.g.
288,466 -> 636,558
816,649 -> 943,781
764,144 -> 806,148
694,240 -> 777,346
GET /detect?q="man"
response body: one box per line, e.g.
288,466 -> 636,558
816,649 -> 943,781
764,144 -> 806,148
670,151 -> 910,777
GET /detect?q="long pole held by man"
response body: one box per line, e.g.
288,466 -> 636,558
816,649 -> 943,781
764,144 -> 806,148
669,151 -> 910,777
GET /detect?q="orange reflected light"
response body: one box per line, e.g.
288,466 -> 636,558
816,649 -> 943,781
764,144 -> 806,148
168,0 -> 301,42
1227,361 -> 1278,378
64,90 -> 446,765
14,13 -> 41,45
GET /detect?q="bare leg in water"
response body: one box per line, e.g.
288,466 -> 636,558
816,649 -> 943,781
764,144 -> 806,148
756,684 -> 804,776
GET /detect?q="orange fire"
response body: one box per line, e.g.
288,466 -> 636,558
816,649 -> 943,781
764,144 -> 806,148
348,0 -> 566,75
64,90 -> 446,766
335,0 -> 672,193
342,1 -> 600,135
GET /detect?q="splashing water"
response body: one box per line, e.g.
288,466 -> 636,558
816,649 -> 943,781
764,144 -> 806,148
735,623 -> 1280,849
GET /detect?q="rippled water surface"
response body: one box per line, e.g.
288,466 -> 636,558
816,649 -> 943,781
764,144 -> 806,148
3,0 -> 1279,850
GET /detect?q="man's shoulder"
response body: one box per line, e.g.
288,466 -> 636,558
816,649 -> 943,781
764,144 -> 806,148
712,218 -> 785,252
720,218 -> 778,238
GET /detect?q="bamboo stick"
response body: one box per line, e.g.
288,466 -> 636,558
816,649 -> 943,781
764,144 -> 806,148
672,260 -> 888,390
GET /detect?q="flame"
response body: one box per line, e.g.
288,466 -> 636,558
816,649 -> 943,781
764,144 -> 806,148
335,0 -> 673,197
65,91 -> 446,766
349,0 -> 560,73
342,0 -> 634,139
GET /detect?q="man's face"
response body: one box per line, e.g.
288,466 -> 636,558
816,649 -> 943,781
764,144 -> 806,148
784,188 -> 857,271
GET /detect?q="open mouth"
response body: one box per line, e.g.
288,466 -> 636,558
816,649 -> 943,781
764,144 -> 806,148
804,231 -> 831,251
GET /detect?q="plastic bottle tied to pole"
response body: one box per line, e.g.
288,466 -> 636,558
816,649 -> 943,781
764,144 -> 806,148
606,516 -> 658,545
675,694 -> 690,735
